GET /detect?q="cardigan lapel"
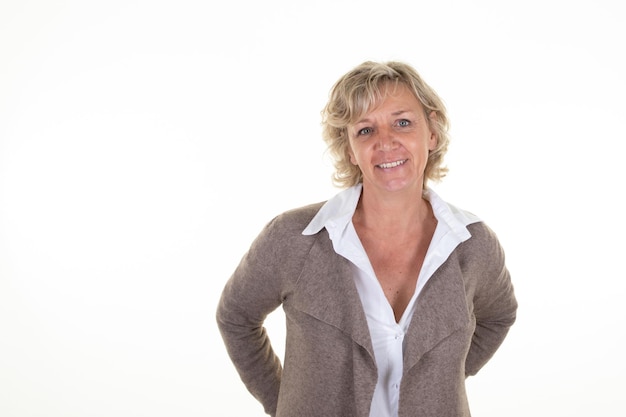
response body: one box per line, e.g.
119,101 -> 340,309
403,254 -> 470,372
290,231 -> 375,360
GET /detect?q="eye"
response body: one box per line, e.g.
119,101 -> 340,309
357,127 -> 373,136
397,119 -> 411,127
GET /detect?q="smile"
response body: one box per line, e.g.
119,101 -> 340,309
377,159 -> 407,169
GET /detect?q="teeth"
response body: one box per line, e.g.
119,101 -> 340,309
378,160 -> 406,169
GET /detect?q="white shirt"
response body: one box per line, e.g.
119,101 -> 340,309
302,184 -> 480,417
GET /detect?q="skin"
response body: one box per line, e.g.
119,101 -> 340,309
348,83 -> 439,322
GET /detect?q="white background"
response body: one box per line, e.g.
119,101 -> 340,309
1,0 -> 625,415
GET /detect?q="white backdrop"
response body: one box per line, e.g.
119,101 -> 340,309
1,0 -> 625,416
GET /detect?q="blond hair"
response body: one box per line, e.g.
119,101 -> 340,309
321,61 -> 450,188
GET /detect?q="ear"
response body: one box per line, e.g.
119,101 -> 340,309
348,148 -> 358,165
346,134 -> 358,165
427,111 -> 438,151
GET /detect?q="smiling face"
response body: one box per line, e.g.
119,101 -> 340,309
347,83 -> 438,196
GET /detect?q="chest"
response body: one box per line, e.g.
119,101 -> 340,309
357,226 -> 435,322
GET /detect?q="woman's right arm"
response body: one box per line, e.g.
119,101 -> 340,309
216,218 -> 286,416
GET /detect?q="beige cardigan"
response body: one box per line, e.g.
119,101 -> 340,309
216,202 -> 517,417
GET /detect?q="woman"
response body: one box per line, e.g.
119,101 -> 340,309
216,61 -> 517,417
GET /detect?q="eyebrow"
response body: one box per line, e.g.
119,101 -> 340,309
353,110 -> 415,125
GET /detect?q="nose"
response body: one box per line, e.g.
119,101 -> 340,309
376,126 -> 397,151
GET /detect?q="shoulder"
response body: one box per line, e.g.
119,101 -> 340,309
272,202 -> 326,232
237,202 -> 328,283
250,202 -> 326,254
458,221 -> 507,271
466,221 -> 501,244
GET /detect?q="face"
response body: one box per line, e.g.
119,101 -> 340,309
347,84 -> 438,195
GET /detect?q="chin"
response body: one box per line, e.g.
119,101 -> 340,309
374,179 -> 419,193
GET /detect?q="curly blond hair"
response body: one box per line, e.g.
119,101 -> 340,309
321,61 -> 450,188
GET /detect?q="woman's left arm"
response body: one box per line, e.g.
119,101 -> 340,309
465,225 -> 518,376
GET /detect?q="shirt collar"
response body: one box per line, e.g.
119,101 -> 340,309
302,184 -> 362,237
302,184 -> 480,240
423,188 -> 480,241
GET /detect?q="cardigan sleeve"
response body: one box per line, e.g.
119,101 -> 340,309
216,207 -> 318,416
465,223 -> 518,377
216,216 -> 287,416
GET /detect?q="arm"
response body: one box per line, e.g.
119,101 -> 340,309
465,225 -> 518,377
216,218 -> 287,416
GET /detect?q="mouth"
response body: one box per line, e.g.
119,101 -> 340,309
377,159 -> 408,169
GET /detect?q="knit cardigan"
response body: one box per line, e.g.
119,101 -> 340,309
216,202 -> 517,417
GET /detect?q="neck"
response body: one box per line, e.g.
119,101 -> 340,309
354,184 -> 432,234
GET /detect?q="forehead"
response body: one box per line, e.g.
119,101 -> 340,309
353,82 -> 424,121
